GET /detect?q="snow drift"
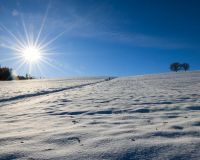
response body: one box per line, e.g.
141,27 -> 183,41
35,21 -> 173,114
0,72 -> 200,159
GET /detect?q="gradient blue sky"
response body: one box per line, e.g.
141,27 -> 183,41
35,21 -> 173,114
0,0 -> 200,77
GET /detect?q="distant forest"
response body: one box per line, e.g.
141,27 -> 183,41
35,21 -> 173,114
0,66 -> 34,81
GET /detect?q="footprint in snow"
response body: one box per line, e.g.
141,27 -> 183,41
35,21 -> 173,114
170,125 -> 184,130
72,120 -> 79,124
68,137 -> 81,143
163,121 -> 168,125
43,148 -> 53,151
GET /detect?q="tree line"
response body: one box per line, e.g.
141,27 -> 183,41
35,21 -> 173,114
0,63 -> 191,81
0,66 -> 34,81
170,63 -> 190,72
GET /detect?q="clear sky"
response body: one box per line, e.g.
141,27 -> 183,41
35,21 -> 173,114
0,0 -> 200,78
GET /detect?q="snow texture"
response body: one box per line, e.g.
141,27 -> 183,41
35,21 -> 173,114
0,72 -> 200,160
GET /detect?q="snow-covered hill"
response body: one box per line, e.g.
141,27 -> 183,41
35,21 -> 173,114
1,72 -> 200,159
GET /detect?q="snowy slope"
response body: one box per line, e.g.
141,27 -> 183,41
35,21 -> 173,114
0,78 -> 105,104
0,72 -> 200,159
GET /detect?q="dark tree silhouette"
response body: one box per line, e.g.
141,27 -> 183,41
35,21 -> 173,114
0,65 -> 35,81
181,63 -> 190,72
170,63 -> 181,72
0,67 -> 13,80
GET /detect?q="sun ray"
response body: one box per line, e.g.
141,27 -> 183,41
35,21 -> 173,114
18,2 -> 31,47
0,23 -> 26,48
0,56 -> 22,63
36,63 -> 46,78
40,57 -> 66,74
39,30 -> 67,50
38,18 -> 81,49
34,1 -> 51,47
28,63 -> 32,75
15,59 -> 27,72
1,44 -> 24,53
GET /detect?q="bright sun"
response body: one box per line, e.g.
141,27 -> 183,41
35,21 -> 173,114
22,46 -> 41,63
0,2 -> 64,76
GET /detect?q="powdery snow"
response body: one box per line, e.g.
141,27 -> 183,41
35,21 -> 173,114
0,72 -> 200,159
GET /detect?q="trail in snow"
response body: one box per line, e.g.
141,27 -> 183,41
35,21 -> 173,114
0,78 -> 114,108
0,78 -> 107,104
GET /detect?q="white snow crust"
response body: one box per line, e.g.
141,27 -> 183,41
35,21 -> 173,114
0,72 -> 200,159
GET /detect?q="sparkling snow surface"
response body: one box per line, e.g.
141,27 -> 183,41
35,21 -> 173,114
0,72 -> 200,159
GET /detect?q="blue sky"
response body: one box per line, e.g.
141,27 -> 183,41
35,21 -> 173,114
0,0 -> 200,77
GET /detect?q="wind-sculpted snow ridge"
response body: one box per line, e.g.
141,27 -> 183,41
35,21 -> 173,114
1,72 -> 200,159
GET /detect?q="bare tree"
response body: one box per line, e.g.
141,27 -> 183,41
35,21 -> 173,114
181,63 -> 190,72
170,63 -> 181,72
